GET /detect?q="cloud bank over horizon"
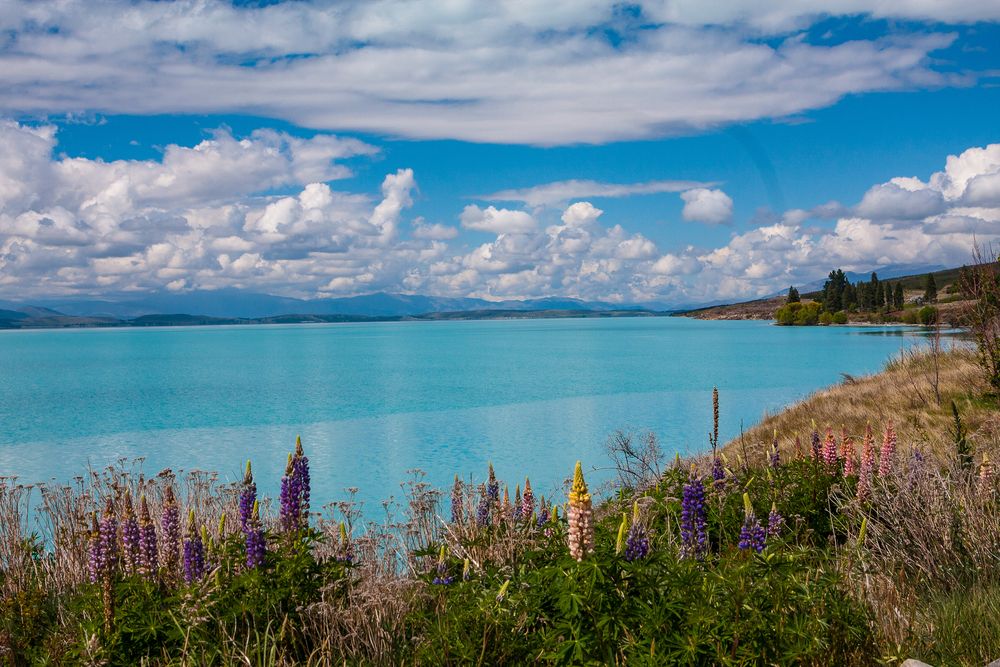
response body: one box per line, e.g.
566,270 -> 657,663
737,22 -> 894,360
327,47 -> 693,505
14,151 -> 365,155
0,0 -> 989,145
1,120 -> 998,306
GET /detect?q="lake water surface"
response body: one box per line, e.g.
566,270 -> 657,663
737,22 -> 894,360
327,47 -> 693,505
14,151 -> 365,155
0,317 -> 924,513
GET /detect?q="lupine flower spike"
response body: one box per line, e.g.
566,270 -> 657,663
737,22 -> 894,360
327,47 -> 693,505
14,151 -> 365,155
711,456 -> 726,487
239,460 -> 256,534
522,478 -> 535,521
566,461 -> 594,561
432,545 -> 453,585
335,522 -> 353,563
293,436 -> 311,520
98,498 -> 118,632
841,431 -> 857,476
450,475 -> 463,524
878,420 -> 897,477
245,500 -> 266,569
513,485 -> 523,521
183,510 -> 206,584
738,493 -> 766,553
810,422 -> 821,461
138,495 -> 157,579
680,465 -> 707,560
794,434 -> 803,459
766,502 -> 784,539
624,501 -> 649,562
121,490 -> 140,575
161,486 -> 180,578
822,428 -> 839,470
615,512 -> 628,555
857,424 -> 876,502
486,463 -> 499,503
769,430 -> 780,468
501,486 -> 512,524
476,485 -> 491,527
279,453 -> 299,533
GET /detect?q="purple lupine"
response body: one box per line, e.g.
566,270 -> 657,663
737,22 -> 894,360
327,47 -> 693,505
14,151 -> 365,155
738,494 -> 766,553
476,486 -> 490,527
138,495 -> 158,579
239,460 -> 256,534
769,431 -> 780,468
293,436 -> 311,519
98,498 -> 119,577
432,546 -> 454,585
450,474 -> 463,524
522,478 -> 535,521
245,500 -> 266,570
182,511 -> 206,584
766,502 -> 784,539
161,486 -> 180,578
624,504 -> 649,562
711,457 -> 726,485
536,497 -> 548,529
121,491 -> 140,575
279,453 -> 299,533
486,463 -> 499,503
810,426 -> 821,461
680,469 -> 707,560
87,513 -> 101,583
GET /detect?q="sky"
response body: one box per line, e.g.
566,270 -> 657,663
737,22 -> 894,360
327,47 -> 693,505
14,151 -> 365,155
1,2 -> 999,306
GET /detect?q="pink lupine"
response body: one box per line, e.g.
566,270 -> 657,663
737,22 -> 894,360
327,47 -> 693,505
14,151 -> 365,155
841,433 -> 857,476
857,424 -> 876,501
822,428 -> 839,470
878,420 -> 897,477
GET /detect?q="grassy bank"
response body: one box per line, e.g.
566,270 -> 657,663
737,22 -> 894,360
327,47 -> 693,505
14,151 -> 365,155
1,350 -> 999,665
728,346 -> 998,465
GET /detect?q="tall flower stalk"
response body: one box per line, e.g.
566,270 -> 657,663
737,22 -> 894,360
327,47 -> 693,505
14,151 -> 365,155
161,485 -> 180,579
98,498 -> 118,632
183,510 -> 206,584
878,420 -> 897,477
738,493 -> 766,553
522,477 -> 535,521
120,490 -> 140,576
821,428 -> 839,470
138,495 -> 158,579
810,425 -> 822,461
566,461 -> 594,561
841,433 -> 857,476
245,500 -> 266,570
680,467 -> 707,560
239,460 -> 256,534
624,502 -> 649,562
450,475 -> 463,524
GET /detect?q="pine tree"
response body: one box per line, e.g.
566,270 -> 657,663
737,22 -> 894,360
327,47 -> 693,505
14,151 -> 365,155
893,282 -> 904,309
786,286 -> 800,304
924,273 -> 938,303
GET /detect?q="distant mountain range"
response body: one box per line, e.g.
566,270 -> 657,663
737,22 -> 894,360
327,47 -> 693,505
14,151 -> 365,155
0,289 -> 653,320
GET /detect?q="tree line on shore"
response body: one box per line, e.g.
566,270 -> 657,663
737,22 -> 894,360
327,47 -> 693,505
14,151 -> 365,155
777,270 -> 939,325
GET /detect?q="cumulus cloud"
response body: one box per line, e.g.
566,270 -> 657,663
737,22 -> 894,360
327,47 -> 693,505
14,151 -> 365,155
2,122 -> 1000,307
0,1 -> 975,145
680,188 -> 734,225
459,205 -> 537,234
483,179 -> 716,208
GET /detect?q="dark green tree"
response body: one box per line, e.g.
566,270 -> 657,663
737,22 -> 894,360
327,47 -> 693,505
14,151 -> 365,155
893,282 -> 904,310
924,273 -> 938,303
786,286 -> 800,304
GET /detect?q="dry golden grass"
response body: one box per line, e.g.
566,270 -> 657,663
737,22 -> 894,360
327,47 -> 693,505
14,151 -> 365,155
725,345 -> 1000,465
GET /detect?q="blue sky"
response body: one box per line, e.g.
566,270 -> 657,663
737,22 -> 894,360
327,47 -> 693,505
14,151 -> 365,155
1,2 -> 999,305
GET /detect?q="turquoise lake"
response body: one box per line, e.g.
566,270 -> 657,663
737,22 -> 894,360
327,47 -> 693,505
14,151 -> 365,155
0,317 -> 924,516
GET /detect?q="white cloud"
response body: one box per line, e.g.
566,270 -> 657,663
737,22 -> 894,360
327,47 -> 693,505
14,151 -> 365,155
484,179 -> 716,207
680,188 -> 734,225
459,205 -> 537,234
2,122 -> 999,307
0,2 -> 974,145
